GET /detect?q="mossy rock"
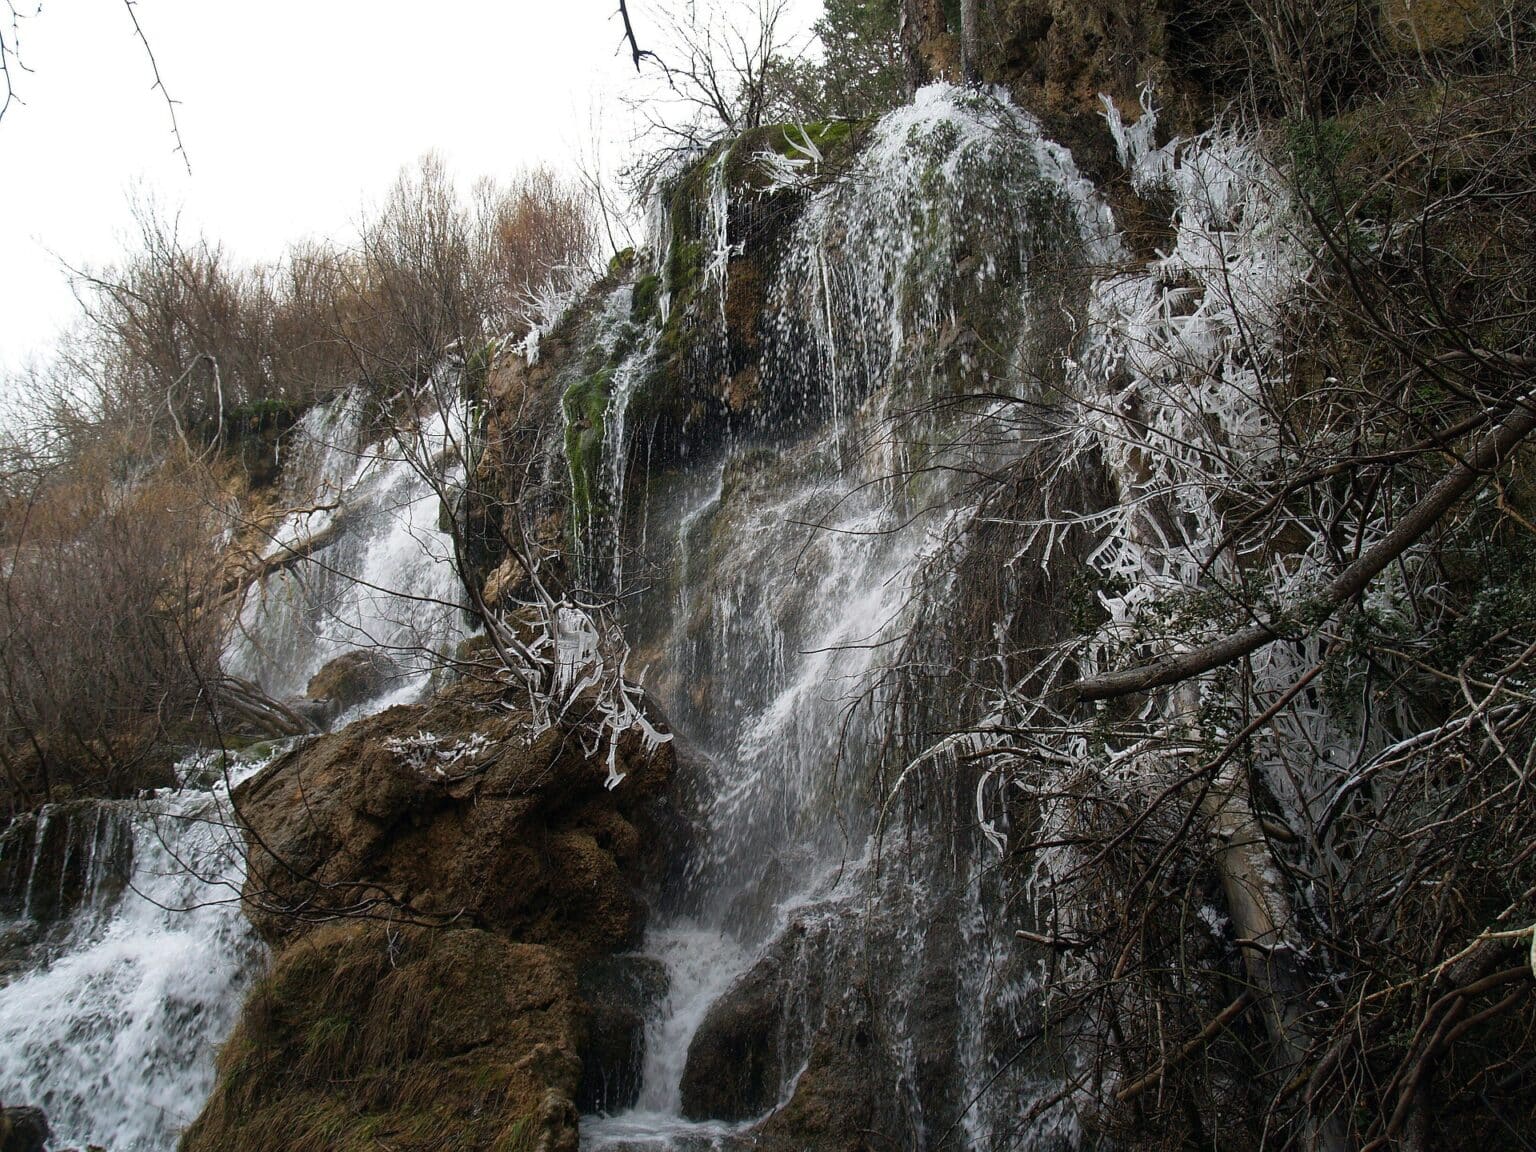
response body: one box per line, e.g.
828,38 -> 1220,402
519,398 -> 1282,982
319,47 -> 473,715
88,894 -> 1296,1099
304,649 -> 399,720
616,123 -> 874,474
563,367 -> 615,539
181,922 -> 582,1152
607,247 -> 638,277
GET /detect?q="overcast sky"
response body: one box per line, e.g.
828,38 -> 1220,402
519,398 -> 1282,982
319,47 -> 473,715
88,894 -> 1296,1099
0,1 -> 813,380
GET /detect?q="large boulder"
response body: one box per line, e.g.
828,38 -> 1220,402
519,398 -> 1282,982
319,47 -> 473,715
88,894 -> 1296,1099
679,950 -> 790,1122
186,676 -> 680,1152
234,678 -> 674,956
749,1007 -> 906,1152
303,649 -> 399,722
182,922 -> 584,1152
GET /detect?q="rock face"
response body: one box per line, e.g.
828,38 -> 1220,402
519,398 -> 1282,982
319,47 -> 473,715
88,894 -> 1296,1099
678,930 -> 905,1149
183,921 -> 584,1152
679,951 -> 790,1122
235,678 -> 671,953
184,677 -> 676,1152
0,1106 -> 48,1152
303,649 -> 399,723
576,954 -> 669,1114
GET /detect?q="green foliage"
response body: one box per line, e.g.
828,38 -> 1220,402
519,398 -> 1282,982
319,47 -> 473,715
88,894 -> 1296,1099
608,247 -> 638,277
631,274 -> 663,322
773,0 -> 903,121
1285,116 -> 1357,218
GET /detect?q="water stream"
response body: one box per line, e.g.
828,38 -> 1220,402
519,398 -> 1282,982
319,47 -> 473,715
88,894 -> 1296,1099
223,387 -> 471,705
0,387 -> 475,1149
0,761 -> 265,1150
582,85 -> 1105,1150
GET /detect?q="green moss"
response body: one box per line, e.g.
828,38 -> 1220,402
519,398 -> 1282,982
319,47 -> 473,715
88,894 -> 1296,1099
562,368 -> 614,534
725,120 -> 868,194
631,274 -> 662,322
764,119 -> 857,157
667,240 -> 706,305
608,247 -> 637,277
463,337 -> 500,401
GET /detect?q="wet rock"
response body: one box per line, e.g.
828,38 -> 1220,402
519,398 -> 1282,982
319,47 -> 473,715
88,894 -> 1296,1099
577,954 -> 669,1114
182,921 -> 585,1152
679,949 -> 789,1122
0,802 -> 132,925
189,676 -> 681,1152
0,1106 -> 48,1152
303,648 -> 399,722
749,1007 -> 905,1152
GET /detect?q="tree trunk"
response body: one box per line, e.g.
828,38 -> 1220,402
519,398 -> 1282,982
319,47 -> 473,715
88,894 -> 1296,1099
1182,683 -> 1347,1150
960,0 -> 980,83
900,0 -> 955,91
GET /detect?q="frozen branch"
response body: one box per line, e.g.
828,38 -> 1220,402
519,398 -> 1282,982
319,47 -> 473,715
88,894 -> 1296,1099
1063,394 -> 1536,704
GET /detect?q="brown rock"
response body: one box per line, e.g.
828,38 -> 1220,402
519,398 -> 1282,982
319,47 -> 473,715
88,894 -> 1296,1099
0,1106 -> 49,1152
304,649 -> 399,716
233,678 -> 674,957
1379,0 -> 1493,48
187,677 -> 679,1151
181,922 -> 585,1152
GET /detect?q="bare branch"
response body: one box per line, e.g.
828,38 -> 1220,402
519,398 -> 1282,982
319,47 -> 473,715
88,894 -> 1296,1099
1063,394 -> 1536,704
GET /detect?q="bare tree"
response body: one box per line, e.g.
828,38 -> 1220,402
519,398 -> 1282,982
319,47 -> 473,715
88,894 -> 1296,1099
0,0 -> 188,168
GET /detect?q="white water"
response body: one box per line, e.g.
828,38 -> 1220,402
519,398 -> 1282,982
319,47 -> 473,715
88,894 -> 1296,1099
0,81 -> 1313,1152
223,387 -> 470,704
581,85 -> 1104,1148
0,758 -> 269,1150
0,383 -> 483,1149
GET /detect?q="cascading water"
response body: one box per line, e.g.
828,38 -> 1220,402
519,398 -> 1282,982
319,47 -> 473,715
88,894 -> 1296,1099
223,385 -> 471,710
0,383 -> 479,1149
581,86 -> 1111,1150
0,757 -> 267,1150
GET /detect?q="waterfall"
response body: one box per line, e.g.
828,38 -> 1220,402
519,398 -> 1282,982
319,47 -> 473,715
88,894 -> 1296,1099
0,380 -> 480,1149
582,85 -> 1108,1150
222,385 -> 471,710
0,757 -> 268,1151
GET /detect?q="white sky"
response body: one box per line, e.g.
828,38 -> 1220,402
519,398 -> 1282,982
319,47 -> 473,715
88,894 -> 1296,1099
0,0 -> 813,380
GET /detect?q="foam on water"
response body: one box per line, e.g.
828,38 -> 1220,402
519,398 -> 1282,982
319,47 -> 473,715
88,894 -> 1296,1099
0,757 -> 271,1150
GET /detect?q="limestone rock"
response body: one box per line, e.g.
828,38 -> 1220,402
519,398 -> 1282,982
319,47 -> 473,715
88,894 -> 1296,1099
181,922 -> 585,1152
303,649 -> 398,722
187,676 -> 680,1152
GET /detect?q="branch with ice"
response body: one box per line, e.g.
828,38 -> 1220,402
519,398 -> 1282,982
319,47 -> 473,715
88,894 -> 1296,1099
485,595 -> 672,790
753,124 -> 827,194
383,730 -> 492,776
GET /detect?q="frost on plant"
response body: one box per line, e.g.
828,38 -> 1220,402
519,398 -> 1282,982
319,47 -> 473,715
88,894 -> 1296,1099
752,124 -> 826,194
383,731 -> 492,776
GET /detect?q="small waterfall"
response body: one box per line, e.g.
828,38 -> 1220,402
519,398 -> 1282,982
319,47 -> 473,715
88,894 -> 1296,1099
0,757 -> 269,1150
583,86 -> 1104,1149
0,378 -> 484,1149
223,386 -> 471,709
